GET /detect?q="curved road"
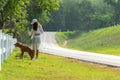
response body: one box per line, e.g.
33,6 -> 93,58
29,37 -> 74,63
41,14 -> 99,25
39,32 -> 120,67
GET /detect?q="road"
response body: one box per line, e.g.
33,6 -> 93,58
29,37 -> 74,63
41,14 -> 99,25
39,32 -> 120,67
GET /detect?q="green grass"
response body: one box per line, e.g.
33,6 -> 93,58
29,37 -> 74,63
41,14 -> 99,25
1,48 -> 120,80
56,25 -> 120,55
0,49 -> 120,80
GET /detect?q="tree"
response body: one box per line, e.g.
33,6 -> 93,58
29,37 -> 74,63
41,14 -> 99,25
45,0 -> 114,31
44,5 -> 66,31
27,0 -> 60,24
0,0 -> 61,44
104,0 -> 120,25
1,0 -> 28,27
65,0 -> 94,31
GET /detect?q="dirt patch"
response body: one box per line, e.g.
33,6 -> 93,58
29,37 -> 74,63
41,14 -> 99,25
63,40 -> 68,46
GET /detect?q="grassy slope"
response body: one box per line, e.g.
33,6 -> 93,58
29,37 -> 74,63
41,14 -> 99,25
1,48 -> 120,80
56,25 -> 120,55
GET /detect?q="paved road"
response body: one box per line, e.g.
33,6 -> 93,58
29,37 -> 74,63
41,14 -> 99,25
39,32 -> 120,67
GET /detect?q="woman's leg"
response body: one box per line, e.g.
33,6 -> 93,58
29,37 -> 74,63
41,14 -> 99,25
32,37 -> 36,51
36,36 -> 40,59
36,50 -> 39,59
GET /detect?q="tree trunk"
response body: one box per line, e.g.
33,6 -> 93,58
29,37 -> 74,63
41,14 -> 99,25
0,22 -> 4,29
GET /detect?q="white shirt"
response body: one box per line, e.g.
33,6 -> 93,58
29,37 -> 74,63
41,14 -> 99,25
30,25 -> 44,39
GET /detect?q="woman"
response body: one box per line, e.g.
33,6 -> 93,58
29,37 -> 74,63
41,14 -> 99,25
30,19 -> 44,59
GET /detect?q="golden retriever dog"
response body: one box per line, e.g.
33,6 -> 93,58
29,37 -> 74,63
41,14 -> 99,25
14,42 -> 34,60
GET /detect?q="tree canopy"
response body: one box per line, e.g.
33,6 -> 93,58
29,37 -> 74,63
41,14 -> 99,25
0,0 -> 60,44
45,0 -> 117,31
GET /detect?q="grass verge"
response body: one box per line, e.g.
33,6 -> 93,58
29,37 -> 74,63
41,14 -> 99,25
0,48 -> 120,80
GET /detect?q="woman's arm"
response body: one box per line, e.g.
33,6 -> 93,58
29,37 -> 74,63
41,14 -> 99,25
29,29 -> 35,39
39,25 -> 44,34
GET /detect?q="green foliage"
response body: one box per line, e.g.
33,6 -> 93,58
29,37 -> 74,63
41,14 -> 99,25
0,0 -> 8,10
27,0 -> 60,24
0,0 -> 30,44
66,0 -> 94,31
45,0 -> 114,31
0,0 -> 28,28
92,12 -> 113,28
0,0 -> 60,44
104,0 -> 120,25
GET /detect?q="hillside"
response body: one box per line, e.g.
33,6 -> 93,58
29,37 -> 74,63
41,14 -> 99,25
56,25 -> 120,55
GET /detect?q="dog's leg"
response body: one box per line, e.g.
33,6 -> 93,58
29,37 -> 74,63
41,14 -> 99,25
30,53 -> 33,60
20,50 -> 24,59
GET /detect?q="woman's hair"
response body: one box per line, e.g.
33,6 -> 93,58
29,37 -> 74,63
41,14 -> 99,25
33,22 -> 40,31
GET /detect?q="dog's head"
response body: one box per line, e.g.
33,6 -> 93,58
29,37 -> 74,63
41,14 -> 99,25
14,42 -> 22,47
